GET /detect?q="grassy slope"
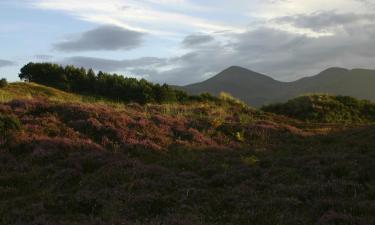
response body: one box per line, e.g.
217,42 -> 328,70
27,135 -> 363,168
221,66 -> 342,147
0,82 -> 81,102
0,82 -> 122,105
1,83 -> 375,225
262,94 -> 375,123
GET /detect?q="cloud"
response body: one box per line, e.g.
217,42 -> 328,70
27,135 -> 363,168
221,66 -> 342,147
182,34 -> 214,47
0,59 -> 15,68
32,0 -> 243,36
34,54 -> 54,60
356,0 -> 375,9
276,11 -> 375,31
61,56 -> 166,72
54,25 -> 144,52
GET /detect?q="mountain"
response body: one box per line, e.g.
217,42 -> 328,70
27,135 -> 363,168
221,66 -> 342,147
183,66 -> 285,106
180,66 -> 375,106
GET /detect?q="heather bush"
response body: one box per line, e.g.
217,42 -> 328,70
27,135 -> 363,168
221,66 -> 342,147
1,96 -> 375,224
0,113 -> 21,144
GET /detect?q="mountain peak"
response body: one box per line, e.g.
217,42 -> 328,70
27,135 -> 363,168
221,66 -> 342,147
320,67 -> 349,74
224,66 -> 251,72
221,66 -> 264,76
213,66 -> 273,81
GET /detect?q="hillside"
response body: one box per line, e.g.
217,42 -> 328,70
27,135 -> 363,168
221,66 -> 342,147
262,94 -> 375,123
1,82 -> 375,224
180,66 -> 375,107
0,82 -> 91,103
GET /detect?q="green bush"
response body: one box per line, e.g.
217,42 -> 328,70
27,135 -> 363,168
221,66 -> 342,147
241,155 -> 260,166
0,78 -> 7,88
262,94 -> 375,123
219,92 -> 247,108
0,113 -> 21,140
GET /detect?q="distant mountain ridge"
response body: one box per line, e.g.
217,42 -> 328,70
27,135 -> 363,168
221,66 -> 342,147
180,66 -> 375,107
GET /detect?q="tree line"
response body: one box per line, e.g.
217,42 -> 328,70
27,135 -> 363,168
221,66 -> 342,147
19,63 -> 214,104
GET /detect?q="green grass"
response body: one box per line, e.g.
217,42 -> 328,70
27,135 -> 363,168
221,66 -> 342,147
0,82 -> 81,102
0,82 -> 133,110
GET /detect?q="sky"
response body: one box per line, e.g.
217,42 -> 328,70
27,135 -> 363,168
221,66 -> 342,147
1,0 -> 375,85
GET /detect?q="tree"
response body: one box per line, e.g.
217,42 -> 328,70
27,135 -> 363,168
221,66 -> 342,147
0,78 -> 8,88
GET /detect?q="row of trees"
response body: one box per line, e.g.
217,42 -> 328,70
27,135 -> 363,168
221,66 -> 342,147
19,63 -> 194,104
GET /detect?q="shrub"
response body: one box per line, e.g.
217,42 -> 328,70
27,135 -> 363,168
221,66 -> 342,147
235,131 -> 245,142
187,92 -> 219,103
0,78 -> 8,88
241,155 -> 260,166
211,118 -> 224,129
262,94 -> 375,123
0,113 -> 21,143
219,92 -> 247,107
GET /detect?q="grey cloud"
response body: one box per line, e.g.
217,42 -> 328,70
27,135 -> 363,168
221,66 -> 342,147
356,0 -> 375,9
54,25 -> 144,52
231,25 -> 375,80
276,11 -> 375,31
182,34 -> 214,47
61,56 -> 166,72
34,54 -> 54,60
0,59 -> 15,68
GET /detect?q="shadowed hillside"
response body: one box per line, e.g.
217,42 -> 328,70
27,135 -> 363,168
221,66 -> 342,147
181,66 -> 375,107
1,80 -> 375,224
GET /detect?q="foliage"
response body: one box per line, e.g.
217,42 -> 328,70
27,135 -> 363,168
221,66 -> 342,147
241,155 -> 259,166
1,101 -> 375,224
235,131 -> 245,142
0,113 -> 21,143
188,92 -> 219,103
2,89 -> 375,224
19,62 -> 192,104
262,94 -> 375,123
219,92 -> 247,108
0,78 -> 7,88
